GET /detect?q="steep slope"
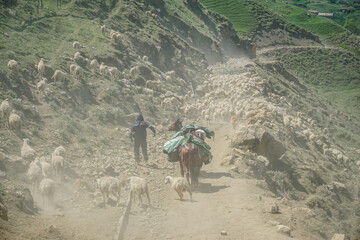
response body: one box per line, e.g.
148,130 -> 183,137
0,0 -> 360,239
186,57 -> 360,239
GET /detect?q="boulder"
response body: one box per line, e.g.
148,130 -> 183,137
276,224 -> 291,236
14,187 -> 37,215
233,126 -> 286,161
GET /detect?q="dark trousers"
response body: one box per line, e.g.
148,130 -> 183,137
134,137 -> 148,161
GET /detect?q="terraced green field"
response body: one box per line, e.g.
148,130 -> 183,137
200,0 -> 258,36
256,0 -> 347,39
200,0 -> 346,40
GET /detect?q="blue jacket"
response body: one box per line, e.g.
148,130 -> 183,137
129,114 -> 156,139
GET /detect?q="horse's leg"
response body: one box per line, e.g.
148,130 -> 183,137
186,171 -> 190,186
179,149 -> 185,177
184,145 -> 191,184
180,161 -> 184,177
190,146 -> 200,188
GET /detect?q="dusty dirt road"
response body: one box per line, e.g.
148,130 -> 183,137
124,123 -> 293,240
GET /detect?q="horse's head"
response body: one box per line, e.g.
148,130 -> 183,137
168,119 -> 183,131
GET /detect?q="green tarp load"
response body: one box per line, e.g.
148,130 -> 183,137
163,132 -> 213,163
171,124 -> 215,140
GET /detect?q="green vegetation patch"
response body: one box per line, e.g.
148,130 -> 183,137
273,48 -> 360,118
257,0 -> 346,38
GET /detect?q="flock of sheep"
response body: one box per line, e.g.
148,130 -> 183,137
1,97 -> 192,208
2,22 -> 196,213
25,145 -> 65,206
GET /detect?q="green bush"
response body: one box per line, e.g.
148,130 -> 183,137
344,18 -> 359,34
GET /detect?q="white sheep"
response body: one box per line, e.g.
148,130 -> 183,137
165,75 -> 172,82
51,70 -> 66,83
108,67 -> 121,80
130,66 -> 140,78
166,70 -> 175,77
9,110 -> 21,137
89,59 -> 99,73
37,78 -> 47,98
164,176 -> 192,200
40,157 -> 54,178
37,58 -> 45,79
110,30 -> 115,37
69,64 -> 77,74
84,58 -> 91,69
0,100 -> 11,128
110,31 -> 122,44
53,145 -> 66,158
39,178 -> 55,207
73,41 -> 81,49
21,138 -> 36,161
27,159 -> 42,192
51,154 -> 64,181
161,97 -> 180,110
142,56 -> 148,61
99,62 -> 108,75
74,65 -> 83,80
96,176 -> 122,206
74,51 -> 83,61
128,176 -> 150,207
7,59 -> 19,77
100,25 -> 105,34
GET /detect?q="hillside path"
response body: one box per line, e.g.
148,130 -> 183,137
257,45 -> 339,56
125,123 -> 294,240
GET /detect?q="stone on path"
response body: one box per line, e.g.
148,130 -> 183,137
331,234 -> 345,240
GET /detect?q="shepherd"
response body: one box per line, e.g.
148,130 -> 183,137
129,114 -> 156,162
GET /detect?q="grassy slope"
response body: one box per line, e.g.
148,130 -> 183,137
0,0 -> 220,156
0,1 -> 115,71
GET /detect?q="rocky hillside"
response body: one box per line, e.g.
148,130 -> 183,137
189,57 -> 360,239
0,0 -> 360,239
